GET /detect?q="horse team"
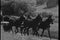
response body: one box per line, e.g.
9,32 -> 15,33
2,14 -> 53,38
1,2 -> 54,38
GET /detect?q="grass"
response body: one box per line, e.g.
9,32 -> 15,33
38,29 -> 58,39
43,30 -> 58,39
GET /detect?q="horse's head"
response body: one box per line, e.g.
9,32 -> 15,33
48,15 -> 54,24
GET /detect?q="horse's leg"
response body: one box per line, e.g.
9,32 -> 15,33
25,27 -> 28,35
23,27 -> 25,34
41,29 -> 44,37
27,26 -> 29,35
25,27 -> 27,34
32,28 -> 36,35
36,27 -> 40,36
20,28 -> 22,34
47,28 -> 51,40
33,27 -> 37,36
35,29 -> 38,36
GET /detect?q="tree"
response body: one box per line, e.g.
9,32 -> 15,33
1,0 -> 37,16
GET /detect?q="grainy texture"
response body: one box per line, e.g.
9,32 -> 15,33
1,0 -> 58,40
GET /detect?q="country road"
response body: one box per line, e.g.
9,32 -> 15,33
1,23 -> 58,40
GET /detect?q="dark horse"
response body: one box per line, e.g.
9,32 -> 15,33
14,3 -> 28,33
30,15 -> 42,35
23,15 -> 33,35
38,15 -> 54,38
14,15 -> 25,34
3,17 -> 15,32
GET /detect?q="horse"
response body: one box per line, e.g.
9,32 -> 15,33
3,17 -> 15,32
13,15 -> 25,34
23,15 -> 33,35
38,15 -> 54,38
29,14 -> 42,35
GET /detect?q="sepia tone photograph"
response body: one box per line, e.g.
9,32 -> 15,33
1,0 -> 58,40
